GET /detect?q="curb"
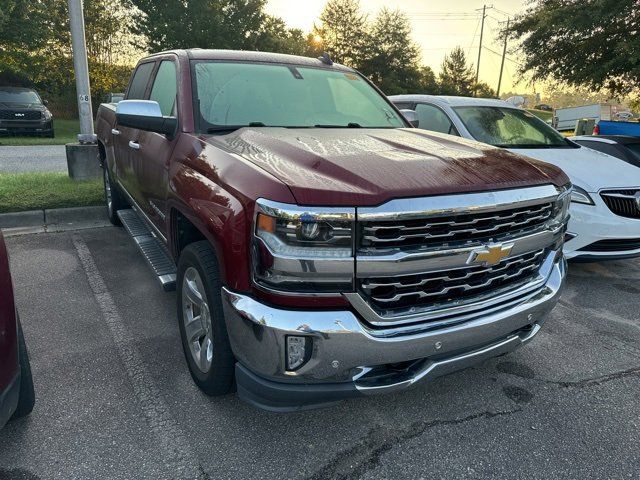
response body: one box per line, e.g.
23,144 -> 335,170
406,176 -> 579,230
0,205 -> 111,236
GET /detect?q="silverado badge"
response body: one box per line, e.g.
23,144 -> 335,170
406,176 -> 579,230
468,243 -> 514,267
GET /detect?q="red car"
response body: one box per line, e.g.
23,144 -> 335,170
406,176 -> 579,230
0,232 -> 35,427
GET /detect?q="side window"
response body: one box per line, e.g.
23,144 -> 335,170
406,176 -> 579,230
394,102 -> 414,110
149,60 -> 178,116
579,141 -> 626,161
126,62 -> 155,100
415,103 -> 458,135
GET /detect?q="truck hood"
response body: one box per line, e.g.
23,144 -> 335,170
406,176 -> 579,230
207,127 -> 568,206
508,145 -> 640,192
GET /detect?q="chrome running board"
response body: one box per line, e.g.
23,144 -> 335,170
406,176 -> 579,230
117,209 -> 176,291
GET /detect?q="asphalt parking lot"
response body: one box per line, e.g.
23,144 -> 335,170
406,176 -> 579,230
0,226 -> 639,479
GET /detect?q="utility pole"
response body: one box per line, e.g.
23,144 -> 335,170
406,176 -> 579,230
496,18 -> 510,97
65,0 -> 101,181
475,5 -> 490,97
67,0 -> 95,144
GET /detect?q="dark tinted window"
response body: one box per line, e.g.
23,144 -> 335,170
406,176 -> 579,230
625,143 -> 640,161
577,141 -> 627,161
149,61 -> 177,116
127,62 -> 155,100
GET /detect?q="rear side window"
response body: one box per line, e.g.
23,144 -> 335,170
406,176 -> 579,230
578,141 -> 626,161
126,62 -> 155,100
415,103 -> 458,135
149,61 -> 178,116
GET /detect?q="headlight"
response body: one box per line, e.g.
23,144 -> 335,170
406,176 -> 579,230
253,199 -> 354,293
43,109 -> 52,120
551,184 -> 572,227
570,185 -> 594,205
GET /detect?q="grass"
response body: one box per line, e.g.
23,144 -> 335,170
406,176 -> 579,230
0,119 -> 80,146
0,172 -> 104,213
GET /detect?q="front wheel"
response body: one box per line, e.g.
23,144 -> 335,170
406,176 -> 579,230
103,167 -> 126,226
177,241 -> 235,396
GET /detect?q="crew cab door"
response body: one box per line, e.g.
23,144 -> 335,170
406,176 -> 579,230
132,58 -> 179,235
113,61 -> 155,199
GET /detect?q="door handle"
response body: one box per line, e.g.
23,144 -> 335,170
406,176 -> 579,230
128,141 -> 140,150
111,128 -> 120,136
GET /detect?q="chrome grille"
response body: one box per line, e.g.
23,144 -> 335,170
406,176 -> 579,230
359,202 -> 553,250
600,189 -> 640,219
0,110 -> 42,120
359,249 -> 547,315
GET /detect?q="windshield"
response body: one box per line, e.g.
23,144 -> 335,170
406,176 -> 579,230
453,106 -> 569,148
0,89 -> 41,105
192,61 -> 406,132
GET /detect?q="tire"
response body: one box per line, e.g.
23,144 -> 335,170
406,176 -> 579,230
46,130 -> 55,138
11,321 -> 35,420
103,166 -> 127,226
177,241 -> 235,396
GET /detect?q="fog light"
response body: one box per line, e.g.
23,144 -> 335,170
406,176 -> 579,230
286,335 -> 310,371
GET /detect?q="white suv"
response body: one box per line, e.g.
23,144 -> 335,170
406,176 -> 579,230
390,95 -> 640,261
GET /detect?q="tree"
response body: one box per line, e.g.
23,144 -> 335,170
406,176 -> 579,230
438,46 -> 475,96
254,16 -> 310,56
0,0 -> 139,115
475,81 -> 496,99
312,0 -> 367,67
130,0 -> 267,52
504,0 -> 640,96
417,66 -> 439,94
358,8 -> 423,94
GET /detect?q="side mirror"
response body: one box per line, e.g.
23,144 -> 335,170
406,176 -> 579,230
116,100 -> 177,138
42,99 -> 49,106
399,109 -> 419,128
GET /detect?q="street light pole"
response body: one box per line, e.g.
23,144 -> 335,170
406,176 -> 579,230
67,0 -> 96,144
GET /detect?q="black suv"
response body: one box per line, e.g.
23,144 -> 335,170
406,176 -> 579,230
0,87 -> 54,137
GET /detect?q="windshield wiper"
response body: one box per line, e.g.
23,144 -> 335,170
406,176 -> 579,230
207,122 -> 266,133
314,123 -> 362,128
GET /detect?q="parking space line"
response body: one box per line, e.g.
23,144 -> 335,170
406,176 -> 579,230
72,234 -> 207,480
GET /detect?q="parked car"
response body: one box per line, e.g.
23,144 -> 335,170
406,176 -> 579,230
613,111 -> 634,121
570,135 -> 640,169
593,120 -> 640,136
0,232 -> 35,428
390,95 -> 640,261
0,86 -> 54,137
534,104 -> 553,112
96,50 -> 570,411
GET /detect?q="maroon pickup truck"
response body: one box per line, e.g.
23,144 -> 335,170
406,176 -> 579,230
96,49 -> 571,411
0,232 -> 35,427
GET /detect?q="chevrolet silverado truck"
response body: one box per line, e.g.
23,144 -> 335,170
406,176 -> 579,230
95,49 -> 571,411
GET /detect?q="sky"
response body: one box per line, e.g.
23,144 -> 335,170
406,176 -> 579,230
265,0 -> 531,94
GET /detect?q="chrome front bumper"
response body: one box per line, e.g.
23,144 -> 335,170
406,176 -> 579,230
222,255 -> 566,411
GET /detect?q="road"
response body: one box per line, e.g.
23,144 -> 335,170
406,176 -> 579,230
0,227 -> 639,479
0,146 -> 67,173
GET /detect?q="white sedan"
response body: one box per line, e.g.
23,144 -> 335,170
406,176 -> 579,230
390,95 -> 640,261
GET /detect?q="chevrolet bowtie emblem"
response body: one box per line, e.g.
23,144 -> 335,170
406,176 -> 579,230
468,243 -> 514,267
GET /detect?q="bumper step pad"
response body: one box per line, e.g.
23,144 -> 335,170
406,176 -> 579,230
117,209 -> 176,291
